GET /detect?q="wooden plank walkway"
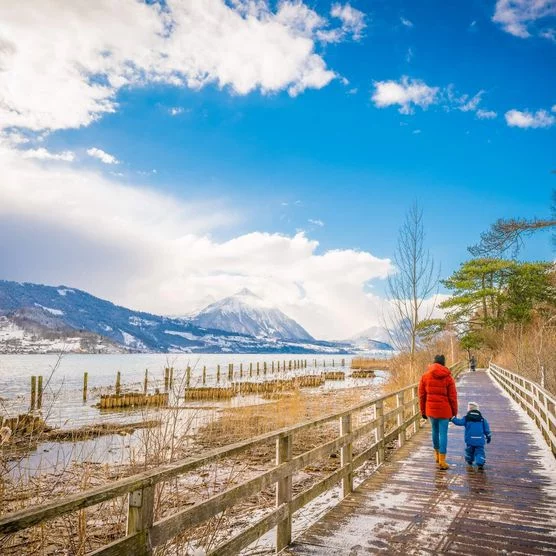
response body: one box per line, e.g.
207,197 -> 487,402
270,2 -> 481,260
284,370 -> 556,555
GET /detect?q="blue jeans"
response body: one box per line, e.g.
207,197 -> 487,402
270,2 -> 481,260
465,445 -> 486,466
430,417 -> 449,454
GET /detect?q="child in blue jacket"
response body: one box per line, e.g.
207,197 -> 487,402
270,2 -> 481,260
451,401 -> 491,469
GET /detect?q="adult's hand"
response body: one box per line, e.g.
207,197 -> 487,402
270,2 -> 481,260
421,414 -> 427,420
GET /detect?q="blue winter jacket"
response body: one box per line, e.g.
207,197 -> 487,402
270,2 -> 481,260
451,409 -> 491,447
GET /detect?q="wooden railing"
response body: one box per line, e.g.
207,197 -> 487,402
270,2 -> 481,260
0,363 -> 464,555
489,363 -> 556,456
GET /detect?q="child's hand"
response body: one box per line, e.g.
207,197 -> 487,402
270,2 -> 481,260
486,435 -> 491,444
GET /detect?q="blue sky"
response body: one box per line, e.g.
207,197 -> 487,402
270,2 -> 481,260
0,0 -> 554,337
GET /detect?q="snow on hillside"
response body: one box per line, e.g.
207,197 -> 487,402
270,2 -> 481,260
190,289 -> 314,341
0,280 -> 348,354
345,325 -> 394,351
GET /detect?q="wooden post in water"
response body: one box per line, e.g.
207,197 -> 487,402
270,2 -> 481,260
249,362 -> 253,378
217,365 -> 221,383
116,371 -> 121,396
263,362 -> 267,375
143,369 -> 148,395
228,363 -> 233,381
240,363 -> 243,378
202,366 -> 206,385
341,358 -> 345,367
288,360 -> 292,371
276,433 -> 293,551
37,375 -> 43,409
83,372 -> 89,402
30,376 -> 36,410
272,361 -> 275,373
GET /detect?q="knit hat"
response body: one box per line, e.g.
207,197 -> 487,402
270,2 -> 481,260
468,401 -> 479,411
433,354 -> 446,366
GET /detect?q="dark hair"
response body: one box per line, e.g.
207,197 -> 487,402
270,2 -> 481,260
433,354 -> 446,366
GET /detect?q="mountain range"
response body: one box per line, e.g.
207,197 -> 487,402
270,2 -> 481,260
0,280 -> 379,354
189,288 -> 314,341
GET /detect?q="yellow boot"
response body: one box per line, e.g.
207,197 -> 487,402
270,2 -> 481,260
438,453 -> 450,470
434,449 -> 440,463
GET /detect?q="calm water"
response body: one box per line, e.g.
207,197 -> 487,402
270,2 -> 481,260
0,353 -> 386,427
0,353 -> 389,480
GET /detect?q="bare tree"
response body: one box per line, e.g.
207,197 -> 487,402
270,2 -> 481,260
385,203 -> 439,363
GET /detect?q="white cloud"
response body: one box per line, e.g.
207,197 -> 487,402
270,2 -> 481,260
476,109 -> 498,119
412,129 -> 421,134
169,107 -> 184,116
372,76 -> 439,114
330,3 -> 367,41
406,47 -> 414,63
552,104 -> 556,112
0,145 -> 393,339
308,219 -> 324,227
458,90 -> 484,112
21,147 -> 75,162
493,0 -> 556,38
0,0 -> 347,133
87,147 -> 119,165
400,17 -> 414,28
505,108 -> 555,128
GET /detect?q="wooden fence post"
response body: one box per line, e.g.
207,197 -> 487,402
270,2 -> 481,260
116,371 -> 121,396
412,386 -> 419,434
276,434 -> 292,552
340,414 -> 353,497
30,376 -> 36,411
127,485 -> 155,555
202,366 -> 206,385
37,375 -> 43,409
397,392 -> 406,448
164,368 -> 169,392
143,370 -> 148,395
83,372 -> 89,402
375,400 -> 385,464
186,367 -> 191,388
217,365 -> 221,383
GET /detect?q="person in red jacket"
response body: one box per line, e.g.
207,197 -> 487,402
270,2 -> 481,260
418,354 -> 458,470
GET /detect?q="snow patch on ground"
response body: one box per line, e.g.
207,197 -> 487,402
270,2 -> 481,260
57,288 -> 75,296
165,330 -> 198,341
34,303 -> 64,316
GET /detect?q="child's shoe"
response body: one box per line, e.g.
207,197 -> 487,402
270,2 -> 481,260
434,449 -> 439,463
466,463 -> 474,471
477,464 -> 484,471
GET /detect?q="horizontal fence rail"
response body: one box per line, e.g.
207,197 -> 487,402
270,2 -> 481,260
1,363 -> 464,555
489,363 -> 556,456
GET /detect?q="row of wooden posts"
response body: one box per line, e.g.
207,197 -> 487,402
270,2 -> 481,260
27,359 -> 357,411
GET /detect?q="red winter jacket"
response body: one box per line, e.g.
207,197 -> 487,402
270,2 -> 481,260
418,363 -> 458,419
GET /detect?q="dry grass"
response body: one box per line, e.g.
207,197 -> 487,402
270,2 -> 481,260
350,357 -> 390,370
0,376 -> 386,555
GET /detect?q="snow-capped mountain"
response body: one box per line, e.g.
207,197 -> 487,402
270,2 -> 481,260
190,289 -> 314,341
0,280 -> 344,354
345,325 -> 394,351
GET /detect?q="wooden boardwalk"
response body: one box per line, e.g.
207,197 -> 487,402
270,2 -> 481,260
284,370 -> 556,555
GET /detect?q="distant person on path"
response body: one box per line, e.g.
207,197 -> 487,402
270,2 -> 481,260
418,354 -> 458,470
470,355 -> 476,372
451,401 -> 491,470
